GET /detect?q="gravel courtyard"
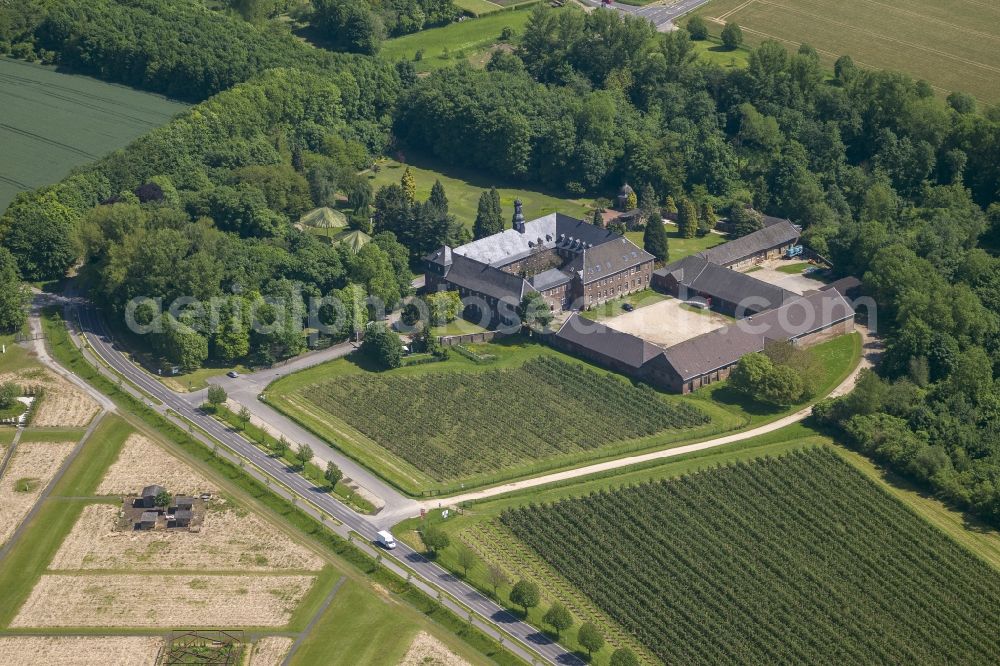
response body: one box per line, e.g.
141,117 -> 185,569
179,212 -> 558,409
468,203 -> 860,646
602,298 -> 732,348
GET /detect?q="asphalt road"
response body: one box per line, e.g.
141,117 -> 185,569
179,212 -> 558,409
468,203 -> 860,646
69,304 -> 582,666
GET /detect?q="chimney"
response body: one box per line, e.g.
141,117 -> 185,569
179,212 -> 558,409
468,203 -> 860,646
512,198 -> 526,233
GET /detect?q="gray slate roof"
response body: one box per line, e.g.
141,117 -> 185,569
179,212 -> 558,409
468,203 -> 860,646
453,213 -> 616,267
663,290 -> 855,380
141,484 -> 164,497
572,237 -> 654,285
554,314 -> 665,369
655,255 -> 794,312
139,511 -> 158,522
530,268 -> 574,291
425,245 -> 452,267
699,220 -> 800,267
441,254 -> 532,302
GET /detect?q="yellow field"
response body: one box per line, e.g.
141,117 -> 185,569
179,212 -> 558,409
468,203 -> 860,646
691,0 -> 1000,101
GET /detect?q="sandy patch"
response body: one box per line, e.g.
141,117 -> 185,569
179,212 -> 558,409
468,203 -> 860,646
744,260 -> 826,295
97,433 -> 216,496
602,298 -> 731,347
11,574 -> 315,628
0,441 -> 75,544
248,636 -> 294,666
0,635 -> 163,665
399,632 -> 470,666
51,504 -> 323,572
0,368 -> 99,427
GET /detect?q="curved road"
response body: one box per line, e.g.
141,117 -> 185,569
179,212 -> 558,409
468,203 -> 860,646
64,303 -> 583,666
56,296 -> 874,666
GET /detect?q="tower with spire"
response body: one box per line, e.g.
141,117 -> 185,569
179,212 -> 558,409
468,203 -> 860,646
512,198 -> 526,233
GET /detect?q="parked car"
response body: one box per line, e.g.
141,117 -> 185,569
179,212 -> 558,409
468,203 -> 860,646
622,303 -> 635,312
226,371 -> 240,378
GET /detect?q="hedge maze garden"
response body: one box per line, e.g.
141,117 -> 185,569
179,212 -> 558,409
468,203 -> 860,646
501,448 -> 1000,665
303,356 -> 708,480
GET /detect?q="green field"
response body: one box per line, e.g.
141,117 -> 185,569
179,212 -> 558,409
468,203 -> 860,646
502,448 -> 1000,664
688,0 -> 1000,101
367,157 -> 595,227
0,58 -> 188,212
380,8 -> 537,72
266,339 -> 740,494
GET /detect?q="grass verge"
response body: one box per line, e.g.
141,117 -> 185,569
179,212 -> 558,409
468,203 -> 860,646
39,308 -> 526,665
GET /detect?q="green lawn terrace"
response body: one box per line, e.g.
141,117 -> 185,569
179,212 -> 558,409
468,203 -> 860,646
366,157 -> 596,229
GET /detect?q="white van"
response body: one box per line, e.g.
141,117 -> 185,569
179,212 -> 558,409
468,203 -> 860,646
376,530 -> 397,549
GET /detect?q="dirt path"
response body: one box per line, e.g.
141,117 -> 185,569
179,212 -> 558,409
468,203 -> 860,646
417,326 -> 878,510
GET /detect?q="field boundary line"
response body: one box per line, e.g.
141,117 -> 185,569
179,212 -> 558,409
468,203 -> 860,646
0,427 -> 23,480
835,0 -> 1000,43
279,575 -> 346,666
713,0 -> 756,22
0,410 -> 106,562
755,0 -> 1000,74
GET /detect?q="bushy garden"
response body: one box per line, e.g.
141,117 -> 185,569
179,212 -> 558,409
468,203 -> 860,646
301,355 -> 708,480
502,448 -> 1000,664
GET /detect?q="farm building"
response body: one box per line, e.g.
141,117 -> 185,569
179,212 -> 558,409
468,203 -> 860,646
553,290 -> 855,393
652,255 -> 795,317
137,511 -> 158,530
699,219 -> 800,270
174,496 -> 195,511
171,509 -> 193,528
425,201 -> 653,323
139,484 -> 165,508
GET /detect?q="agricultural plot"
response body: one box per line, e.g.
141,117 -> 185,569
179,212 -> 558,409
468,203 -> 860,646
0,57 -> 188,212
248,636 -> 295,666
400,632 -> 470,666
299,356 -> 708,481
0,636 -> 163,666
96,432 -> 217,495
0,441 -> 75,545
10,573 -> 315,628
49,503 -> 325,572
690,0 -> 1000,101
501,448 -> 1000,664
0,368 -> 99,427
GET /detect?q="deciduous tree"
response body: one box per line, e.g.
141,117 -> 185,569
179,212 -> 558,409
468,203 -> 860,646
509,579 -> 540,616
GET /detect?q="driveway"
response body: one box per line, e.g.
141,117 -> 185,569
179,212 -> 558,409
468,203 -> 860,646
746,262 -> 827,295
602,297 -> 730,347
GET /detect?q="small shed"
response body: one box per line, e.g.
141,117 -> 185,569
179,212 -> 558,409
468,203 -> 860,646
174,496 -> 195,511
137,511 -> 158,530
140,484 -> 165,508
171,509 -> 193,528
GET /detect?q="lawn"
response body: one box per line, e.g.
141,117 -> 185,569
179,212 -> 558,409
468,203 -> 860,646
691,331 -> 861,427
776,261 -> 811,274
688,0 -> 1000,102
689,36 -> 751,69
501,447 -> 1000,664
0,57 -> 188,212
625,226 -> 727,263
289,580 -> 488,666
366,156 -> 596,229
0,414 -> 131,625
380,8 -> 537,72
265,338 -> 740,495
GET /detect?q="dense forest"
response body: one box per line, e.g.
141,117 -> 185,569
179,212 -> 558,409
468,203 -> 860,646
1,1 -> 1000,524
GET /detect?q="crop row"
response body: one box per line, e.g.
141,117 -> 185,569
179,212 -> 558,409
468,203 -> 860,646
501,448 -> 1000,665
302,357 -> 708,480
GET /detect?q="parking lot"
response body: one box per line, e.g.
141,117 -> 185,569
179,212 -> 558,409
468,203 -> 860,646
602,297 -> 732,348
